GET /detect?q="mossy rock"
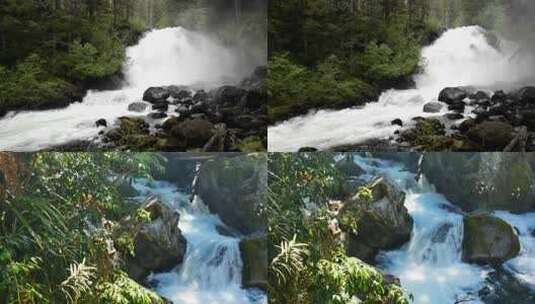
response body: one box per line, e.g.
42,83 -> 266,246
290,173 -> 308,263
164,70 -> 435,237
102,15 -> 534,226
462,214 -> 520,265
239,235 -> 267,290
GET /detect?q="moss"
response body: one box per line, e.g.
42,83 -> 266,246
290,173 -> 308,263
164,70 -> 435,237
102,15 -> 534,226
238,136 -> 266,152
463,214 -> 520,264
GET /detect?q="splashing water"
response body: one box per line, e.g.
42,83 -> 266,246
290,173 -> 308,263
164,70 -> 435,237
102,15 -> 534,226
132,179 -> 266,304
0,27 -> 245,151
352,155 -> 535,303
268,26 -> 535,151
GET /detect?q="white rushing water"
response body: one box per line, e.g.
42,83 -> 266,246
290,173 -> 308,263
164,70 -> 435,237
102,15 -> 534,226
352,156 -> 535,304
132,179 -> 266,304
0,27 -> 245,151
269,26 -> 535,151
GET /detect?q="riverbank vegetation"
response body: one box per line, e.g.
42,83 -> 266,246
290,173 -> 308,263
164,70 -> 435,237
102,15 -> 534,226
0,152 -> 168,303
0,0 -> 267,117
268,0 -> 518,122
266,153 -> 408,304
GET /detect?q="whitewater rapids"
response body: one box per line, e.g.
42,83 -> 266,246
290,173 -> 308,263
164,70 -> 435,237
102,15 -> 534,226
133,179 -> 266,304
0,27 -> 246,151
268,26 -> 535,151
353,156 -> 535,304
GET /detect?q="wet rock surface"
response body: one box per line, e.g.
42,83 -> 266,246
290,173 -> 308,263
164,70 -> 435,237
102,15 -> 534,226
102,67 -> 267,151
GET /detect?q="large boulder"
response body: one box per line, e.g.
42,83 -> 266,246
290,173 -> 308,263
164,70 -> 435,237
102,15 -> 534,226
335,155 -> 364,177
423,102 -> 443,113
239,234 -> 267,290
197,154 -> 267,235
462,214 -> 520,265
517,86 -> 535,104
343,178 -> 413,262
212,86 -> 247,105
438,87 -> 468,104
143,87 -> 170,103
422,153 -> 535,212
126,199 -> 187,282
170,119 -> 215,149
466,121 -> 513,149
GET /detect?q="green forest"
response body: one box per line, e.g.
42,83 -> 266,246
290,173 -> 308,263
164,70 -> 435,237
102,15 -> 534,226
0,0 -> 266,117
0,152 -> 168,303
268,0 -> 521,122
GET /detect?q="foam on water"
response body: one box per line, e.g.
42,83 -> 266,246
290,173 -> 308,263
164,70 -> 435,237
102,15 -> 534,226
132,179 -> 266,304
268,26 -> 535,151
352,155 -> 535,303
0,27 -> 244,151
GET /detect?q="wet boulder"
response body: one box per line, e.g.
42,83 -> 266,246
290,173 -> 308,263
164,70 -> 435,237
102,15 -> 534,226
462,214 -> 520,265
466,121 -> 513,149
213,86 -> 246,105
438,87 -> 468,104
391,118 -> 403,126
423,102 -> 443,113
167,85 -> 191,100
335,155 -> 364,177
344,178 -> 413,262
240,234 -> 267,290
491,90 -> 507,104
143,87 -> 170,103
152,102 -> 169,112
125,199 -> 187,282
517,86 -> 535,104
197,154 -> 267,235
96,119 -> 107,128
148,112 -> 167,120
193,90 -> 209,103
422,153 -> 535,212
128,102 -> 149,112
470,91 -> 491,103
170,119 -> 215,148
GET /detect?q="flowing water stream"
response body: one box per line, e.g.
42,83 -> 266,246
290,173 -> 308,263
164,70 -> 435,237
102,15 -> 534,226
132,179 -> 266,304
352,156 -> 535,304
0,27 -> 246,151
269,26 -> 535,151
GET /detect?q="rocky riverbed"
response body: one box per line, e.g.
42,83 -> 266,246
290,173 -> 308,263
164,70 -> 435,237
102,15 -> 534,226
389,85 -> 535,151
92,66 -> 267,152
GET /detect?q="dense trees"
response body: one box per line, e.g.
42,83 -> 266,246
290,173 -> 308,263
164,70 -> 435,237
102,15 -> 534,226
0,0 -> 266,116
0,152 -> 166,303
268,0 -> 519,122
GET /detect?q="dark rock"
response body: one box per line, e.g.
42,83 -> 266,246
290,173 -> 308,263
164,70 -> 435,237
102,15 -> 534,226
193,90 -> 209,103
197,154 -> 267,234
170,119 -> 215,148
423,102 -> 443,113
143,87 -> 170,103
152,102 -> 169,112
466,121 -> 513,149
448,102 -> 466,112
422,153 -> 535,212
335,155 -> 364,177
167,85 -> 191,100
229,115 -> 266,129
298,147 -> 318,152
176,105 -> 192,118
517,86 -> 535,104
462,214 -> 520,265
240,235 -> 268,290
148,112 -> 168,120
391,118 -> 403,126
438,87 -> 468,104
96,119 -> 107,128
445,113 -> 464,120
128,102 -> 149,112
491,90 -> 507,104
213,86 -> 246,105
126,199 -> 187,282
470,91 -> 491,102
344,178 -> 413,263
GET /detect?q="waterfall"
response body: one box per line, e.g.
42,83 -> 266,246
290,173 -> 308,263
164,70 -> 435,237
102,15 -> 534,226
132,179 -> 266,304
268,26 -> 535,151
0,27 -> 246,151
352,155 -> 535,303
